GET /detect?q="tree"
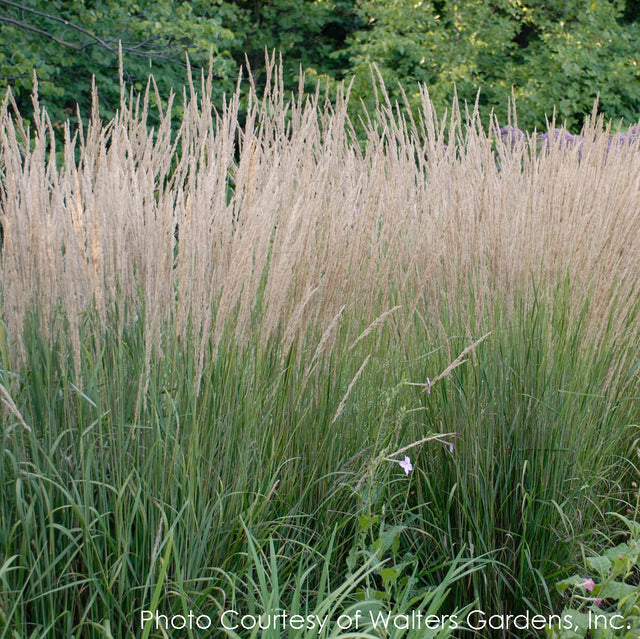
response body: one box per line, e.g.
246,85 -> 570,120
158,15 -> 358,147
0,0 -> 249,127
343,0 -> 640,131
514,0 -> 640,130
1,0 -> 638,134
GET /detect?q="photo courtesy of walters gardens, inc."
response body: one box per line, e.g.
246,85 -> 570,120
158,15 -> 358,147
3,2 -> 640,637
140,608 -> 639,634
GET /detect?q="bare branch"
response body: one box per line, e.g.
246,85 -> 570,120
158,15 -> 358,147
0,0 -> 193,65
0,15 -> 83,51
0,0 -> 112,49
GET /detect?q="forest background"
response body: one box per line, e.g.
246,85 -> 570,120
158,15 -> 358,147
1,0 -> 640,133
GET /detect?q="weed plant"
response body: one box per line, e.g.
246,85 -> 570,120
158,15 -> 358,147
1,60 -> 640,637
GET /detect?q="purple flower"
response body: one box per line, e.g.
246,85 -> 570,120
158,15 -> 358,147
594,598 -> 602,607
449,442 -> 454,454
425,377 -> 431,395
399,456 -> 413,476
499,125 -> 526,150
582,578 -> 595,592
536,128 -> 585,160
607,126 -> 640,157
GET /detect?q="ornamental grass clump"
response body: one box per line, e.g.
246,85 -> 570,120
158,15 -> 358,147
2,63 -> 640,378
1,59 -> 640,637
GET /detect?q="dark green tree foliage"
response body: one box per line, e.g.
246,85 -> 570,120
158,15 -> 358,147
518,1 -> 640,129
0,0 -> 639,132
0,0 -> 248,127
235,0 -> 360,86
346,0 -> 640,130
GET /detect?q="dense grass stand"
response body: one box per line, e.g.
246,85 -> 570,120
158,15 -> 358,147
1,63 -> 640,637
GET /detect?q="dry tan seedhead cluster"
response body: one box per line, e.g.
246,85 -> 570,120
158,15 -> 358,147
1,60 -> 640,376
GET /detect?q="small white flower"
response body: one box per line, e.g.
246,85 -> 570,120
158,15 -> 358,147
398,455 -> 413,476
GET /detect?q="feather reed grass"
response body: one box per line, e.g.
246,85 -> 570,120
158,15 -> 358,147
2,61 -> 640,377
1,58 -> 640,637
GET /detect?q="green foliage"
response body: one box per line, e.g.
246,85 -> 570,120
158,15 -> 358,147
516,1 -> 640,130
344,399 -> 476,614
0,0 -> 248,127
344,0 -> 640,130
0,306 -> 480,637
408,282 -> 640,621
2,0 -> 639,133
345,0 -> 519,120
2,292 -> 638,635
243,0 -> 359,87
547,514 -> 640,638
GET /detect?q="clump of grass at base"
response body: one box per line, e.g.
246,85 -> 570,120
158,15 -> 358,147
408,283 -> 640,624
1,59 -> 640,637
